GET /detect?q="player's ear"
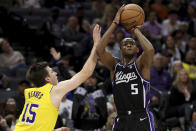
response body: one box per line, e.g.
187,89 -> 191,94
136,47 -> 139,53
45,76 -> 50,83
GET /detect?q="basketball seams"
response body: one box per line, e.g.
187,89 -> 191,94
124,8 -> 142,13
121,11 -> 141,22
120,4 -> 145,30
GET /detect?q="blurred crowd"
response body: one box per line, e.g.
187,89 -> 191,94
0,0 -> 196,131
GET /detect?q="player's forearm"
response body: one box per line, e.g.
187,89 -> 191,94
97,23 -> 117,55
81,46 -> 97,77
134,29 -> 154,52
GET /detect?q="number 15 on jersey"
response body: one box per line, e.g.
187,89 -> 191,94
21,103 -> 39,124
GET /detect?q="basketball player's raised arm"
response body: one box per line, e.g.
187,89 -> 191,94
53,25 -> 101,99
97,5 -> 125,71
134,28 -> 155,79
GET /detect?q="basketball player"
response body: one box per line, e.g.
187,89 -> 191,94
14,24 -> 101,131
96,6 -> 155,131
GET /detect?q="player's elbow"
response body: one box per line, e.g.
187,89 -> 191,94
150,47 -> 155,54
148,47 -> 155,54
145,47 -> 155,57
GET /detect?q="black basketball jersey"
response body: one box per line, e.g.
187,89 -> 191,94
112,61 -> 151,112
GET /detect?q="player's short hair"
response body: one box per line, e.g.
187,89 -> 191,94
120,38 -> 137,49
26,62 -> 49,87
122,38 -> 136,44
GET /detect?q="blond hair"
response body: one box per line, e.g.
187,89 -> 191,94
173,69 -> 193,93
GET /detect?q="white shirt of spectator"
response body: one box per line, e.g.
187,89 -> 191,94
0,51 -> 24,69
59,99 -> 73,119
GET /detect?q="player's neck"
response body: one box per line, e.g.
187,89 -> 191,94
121,56 -> 136,65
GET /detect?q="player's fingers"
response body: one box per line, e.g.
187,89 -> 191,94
119,4 -> 125,12
93,24 -> 99,32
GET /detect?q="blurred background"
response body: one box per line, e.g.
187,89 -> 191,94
0,0 -> 195,131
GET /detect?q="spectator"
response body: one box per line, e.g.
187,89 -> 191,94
50,47 -> 73,80
59,95 -> 73,129
42,7 -> 63,43
0,115 -> 11,131
187,5 -> 196,36
150,53 -> 172,102
162,35 -> 181,61
172,30 -> 188,60
161,50 -> 173,71
167,69 -> 195,118
14,80 -> 30,117
168,0 -> 187,20
170,60 -> 183,79
92,0 -> 106,17
179,22 -> 191,44
73,24 -> 96,71
143,11 -> 163,52
101,0 -> 120,29
72,73 -> 107,130
105,33 -> 120,58
115,28 -> 125,45
0,73 -> 8,89
188,37 -> 196,54
151,0 -> 168,20
162,10 -> 182,36
62,16 -> 84,44
182,50 -> 196,79
0,38 -> 26,76
3,98 -> 17,130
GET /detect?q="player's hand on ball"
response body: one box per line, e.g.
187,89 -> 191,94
131,25 -> 144,34
93,24 -> 102,46
114,4 -> 125,24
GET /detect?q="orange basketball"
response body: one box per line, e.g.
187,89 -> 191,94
120,4 -> 145,31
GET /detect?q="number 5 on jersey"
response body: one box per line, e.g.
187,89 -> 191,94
131,84 -> 138,95
21,103 -> 39,124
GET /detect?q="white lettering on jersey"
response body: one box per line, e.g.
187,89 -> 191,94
115,71 -> 137,84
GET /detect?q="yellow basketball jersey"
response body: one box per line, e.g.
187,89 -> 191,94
14,83 -> 59,131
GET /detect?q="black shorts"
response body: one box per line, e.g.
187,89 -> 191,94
112,110 -> 155,131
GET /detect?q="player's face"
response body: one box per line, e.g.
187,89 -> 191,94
46,66 -> 58,85
121,39 -> 138,56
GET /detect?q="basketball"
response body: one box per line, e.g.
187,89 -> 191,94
120,4 -> 145,31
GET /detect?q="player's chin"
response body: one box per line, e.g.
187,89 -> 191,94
126,51 -> 134,55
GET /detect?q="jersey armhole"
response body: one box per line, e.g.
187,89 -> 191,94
134,61 -> 150,83
48,85 -> 59,110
